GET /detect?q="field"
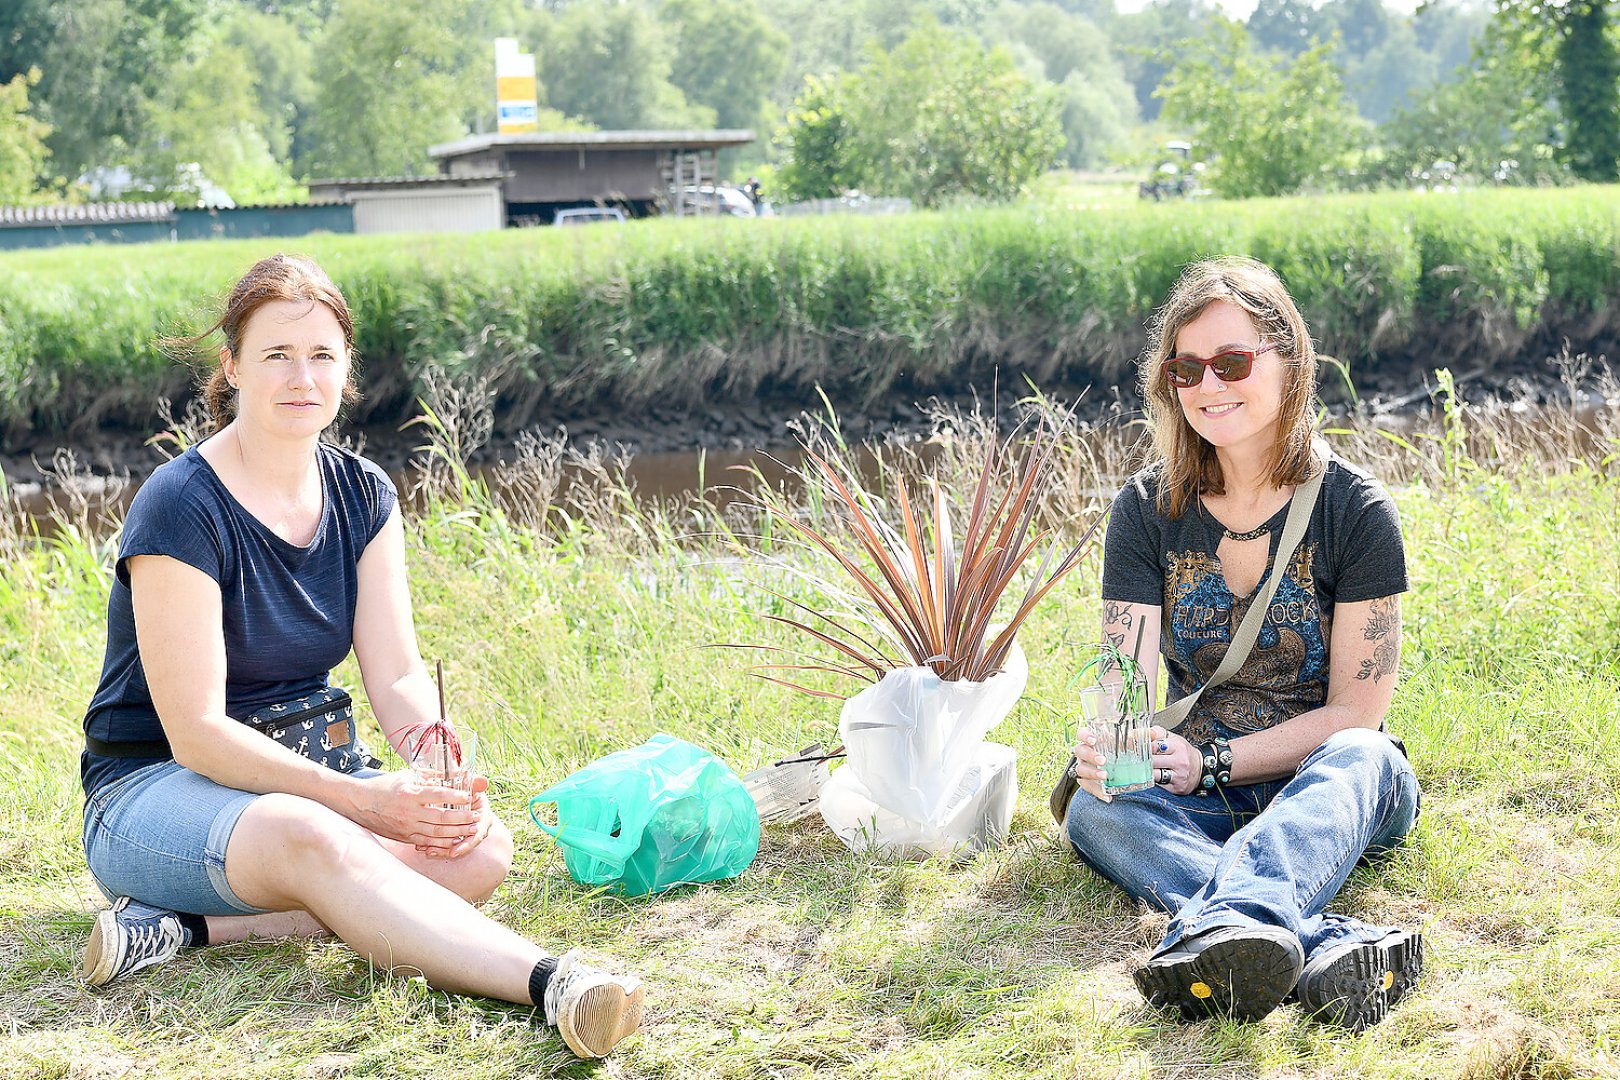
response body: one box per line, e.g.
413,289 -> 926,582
0,386 -> 1616,1079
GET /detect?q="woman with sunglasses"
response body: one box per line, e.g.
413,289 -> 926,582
1060,257 -> 1423,1031
77,254 -> 643,1059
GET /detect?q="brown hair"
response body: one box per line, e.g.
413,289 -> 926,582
1140,256 -> 1320,518
171,254 -> 360,433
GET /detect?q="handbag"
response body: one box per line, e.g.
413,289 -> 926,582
1048,457 -> 1327,824
240,685 -> 382,773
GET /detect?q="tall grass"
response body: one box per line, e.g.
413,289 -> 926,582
0,387 -> 1616,1078
5,187 -> 1620,440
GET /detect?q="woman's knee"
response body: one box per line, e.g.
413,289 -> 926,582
228,793 -> 380,900
1307,728 -> 1417,799
454,817 -> 514,904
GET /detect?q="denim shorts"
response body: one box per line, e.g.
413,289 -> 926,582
82,759 -> 382,917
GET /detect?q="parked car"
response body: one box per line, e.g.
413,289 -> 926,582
674,185 -> 759,217
554,206 -> 627,226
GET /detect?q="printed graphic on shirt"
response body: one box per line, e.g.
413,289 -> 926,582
1165,544 -> 1329,745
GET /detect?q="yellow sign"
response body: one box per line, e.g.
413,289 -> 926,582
495,38 -> 538,135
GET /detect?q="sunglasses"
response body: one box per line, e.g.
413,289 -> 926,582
1161,343 -> 1278,389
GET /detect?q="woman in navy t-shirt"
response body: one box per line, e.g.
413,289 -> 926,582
79,254 -> 642,1060
1059,257 -> 1424,1032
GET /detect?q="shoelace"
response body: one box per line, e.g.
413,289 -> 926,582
124,915 -> 183,968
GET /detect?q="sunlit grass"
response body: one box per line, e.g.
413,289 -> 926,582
0,392 -> 1616,1077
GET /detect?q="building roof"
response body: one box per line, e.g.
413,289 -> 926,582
0,201 -> 176,228
306,172 -> 511,195
429,130 -> 756,159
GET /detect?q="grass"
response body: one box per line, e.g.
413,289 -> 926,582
0,387 -> 1617,1078
8,184 -> 1620,438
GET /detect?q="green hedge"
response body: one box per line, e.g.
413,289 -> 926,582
3,185 -> 1619,439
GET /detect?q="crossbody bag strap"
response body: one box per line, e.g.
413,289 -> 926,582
1156,452 -> 1327,731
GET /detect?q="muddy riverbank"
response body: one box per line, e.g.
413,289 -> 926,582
3,347 -> 1613,504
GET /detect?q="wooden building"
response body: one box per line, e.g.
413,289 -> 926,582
427,130 -> 756,224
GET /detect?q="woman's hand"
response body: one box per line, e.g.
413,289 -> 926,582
1069,731 -> 1113,803
1148,726 -> 1201,796
420,776 -> 495,860
346,769 -> 486,853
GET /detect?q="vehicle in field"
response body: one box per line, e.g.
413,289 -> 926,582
1139,141 -> 1209,201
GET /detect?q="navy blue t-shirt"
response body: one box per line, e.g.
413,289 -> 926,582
1100,453 -> 1407,747
81,441 -> 397,796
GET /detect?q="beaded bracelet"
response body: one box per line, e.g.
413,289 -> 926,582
1192,736 -> 1233,797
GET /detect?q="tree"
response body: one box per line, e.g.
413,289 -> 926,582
1247,0 -> 1328,56
303,0 -> 472,178
1158,19 -> 1365,197
1490,0 -> 1620,182
135,34 -> 301,204
773,23 -> 1061,206
530,1 -> 715,130
773,73 -> 859,200
1375,51 -> 1563,186
24,0 -> 209,181
982,2 -> 1138,168
1109,0 -> 1222,121
0,67 -> 51,201
662,0 -> 789,131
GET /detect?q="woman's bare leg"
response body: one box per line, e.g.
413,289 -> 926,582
222,793 -> 537,1002
204,814 -> 516,945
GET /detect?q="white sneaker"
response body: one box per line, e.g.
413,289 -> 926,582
83,897 -> 185,987
542,949 -> 645,1058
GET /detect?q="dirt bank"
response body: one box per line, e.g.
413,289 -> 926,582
3,346 -> 1611,495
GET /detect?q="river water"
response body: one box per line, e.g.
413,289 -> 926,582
7,397 -> 1616,541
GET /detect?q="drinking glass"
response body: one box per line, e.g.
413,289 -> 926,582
1072,679 -> 1152,795
409,730 -> 477,809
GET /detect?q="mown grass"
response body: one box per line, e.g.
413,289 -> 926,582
0,389 -> 1617,1079
6,185 -> 1620,440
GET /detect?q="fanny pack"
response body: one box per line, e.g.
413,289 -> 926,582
241,686 -> 382,773
86,685 -> 381,774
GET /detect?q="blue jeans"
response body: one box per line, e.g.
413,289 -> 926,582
1066,727 -> 1419,960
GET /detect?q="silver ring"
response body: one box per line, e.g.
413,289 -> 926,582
1157,767 -> 1172,785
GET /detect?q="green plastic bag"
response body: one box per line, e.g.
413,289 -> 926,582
528,733 -> 761,897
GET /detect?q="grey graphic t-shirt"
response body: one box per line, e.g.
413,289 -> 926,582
1101,454 -> 1407,746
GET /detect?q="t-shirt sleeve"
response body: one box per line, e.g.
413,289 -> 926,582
1331,471 -> 1408,603
114,465 -> 226,587
1100,475 -> 1164,607
354,454 -> 399,543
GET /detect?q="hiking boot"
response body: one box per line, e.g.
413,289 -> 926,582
1297,928 -> 1424,1032
543,950 -> 645,1058
83,898 -> 185,987
1133,924 -> 1305,1023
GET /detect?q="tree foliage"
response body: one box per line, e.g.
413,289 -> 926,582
662,0 -> 788,131
1158,19 -> 1364,198
774,23 -> 1060,206
302,0 -> 475,178
0,67 -> 51,202
1478,0 -> 1618,182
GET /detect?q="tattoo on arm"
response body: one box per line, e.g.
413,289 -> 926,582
1355,596 -> 1400,683
1103,600 -> 1132,651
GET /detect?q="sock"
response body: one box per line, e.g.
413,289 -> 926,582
175,912 -> 209,948
528,956 -> 559,1008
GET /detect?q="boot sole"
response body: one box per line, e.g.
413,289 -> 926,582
557,979 -> 646,1058
1298,930 -> 1424,1032
1134,930 -> 1302,1023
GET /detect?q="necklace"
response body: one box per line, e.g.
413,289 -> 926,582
1222,522 -> 1271,542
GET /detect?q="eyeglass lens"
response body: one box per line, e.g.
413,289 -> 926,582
1165,351 -> 1254,388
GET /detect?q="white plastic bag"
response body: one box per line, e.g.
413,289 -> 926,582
820,643 -> 1026,858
